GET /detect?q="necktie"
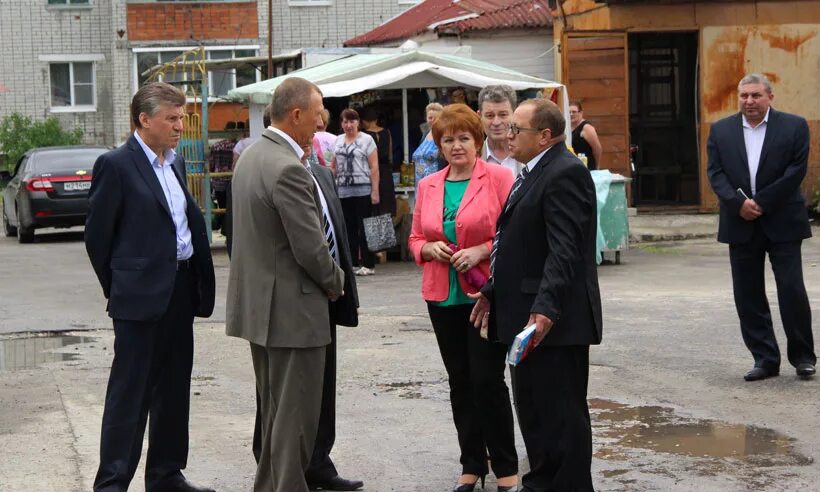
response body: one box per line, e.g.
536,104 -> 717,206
491,166 -> 530,275
305,162 -> 338,262
504,165 -> 530,213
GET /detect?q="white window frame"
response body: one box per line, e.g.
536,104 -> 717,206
46,0 -> 92,9
40,55 -> 103,113
397,0 -> 421,4
288,0 -> 332,6
132,45 -> 261,101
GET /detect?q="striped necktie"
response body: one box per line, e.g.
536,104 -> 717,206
490,166 -> 530,275
305,162 -> 338,262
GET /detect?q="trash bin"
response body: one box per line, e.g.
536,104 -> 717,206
591,171 -> 630,265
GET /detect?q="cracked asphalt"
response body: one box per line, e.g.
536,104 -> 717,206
0,228 -> 818,491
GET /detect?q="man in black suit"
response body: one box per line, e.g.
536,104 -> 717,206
707,73 -> 816,381
471,98 -> 602,492
303,149 -> 363,492
85,82 -> 216,492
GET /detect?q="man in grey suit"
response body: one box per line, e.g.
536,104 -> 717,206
226,77 -> 344,492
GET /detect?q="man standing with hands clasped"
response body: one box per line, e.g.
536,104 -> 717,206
86,81 -> 216,492
707,73 -> 816,381
226,77 -> 345,492
470,98 -> 602,492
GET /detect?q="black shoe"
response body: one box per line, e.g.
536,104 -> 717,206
498,486 -> 519,492
744,366 -> 779,381
151,476 -> 215,492
307,475 -> 364,491
453,475 -> 485,492
796,363 -> 816,378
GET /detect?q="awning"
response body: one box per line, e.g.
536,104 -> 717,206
227,50 -> 564,105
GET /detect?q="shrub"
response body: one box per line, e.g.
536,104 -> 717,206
0,113 -> 84,171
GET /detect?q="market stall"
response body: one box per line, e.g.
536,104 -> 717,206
227,50 -> 571,164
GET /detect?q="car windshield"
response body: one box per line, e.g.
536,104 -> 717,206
32,149 -> 106,173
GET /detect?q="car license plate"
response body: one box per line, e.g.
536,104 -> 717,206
64,181 -> 91,191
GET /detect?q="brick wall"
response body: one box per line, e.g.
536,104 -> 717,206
127,2 -> 258,42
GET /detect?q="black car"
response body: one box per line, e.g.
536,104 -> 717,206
1,146 -> 108,243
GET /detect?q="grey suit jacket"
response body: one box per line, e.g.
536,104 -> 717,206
226,129 -> 344,348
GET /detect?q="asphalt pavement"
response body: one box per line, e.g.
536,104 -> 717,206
0,227 -> 818,491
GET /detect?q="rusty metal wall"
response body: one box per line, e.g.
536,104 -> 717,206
700,24 -> 820,210
552,0 -> 820,210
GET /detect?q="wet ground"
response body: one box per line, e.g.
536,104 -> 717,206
0,333 -> 97,371
1,231 -> 819,491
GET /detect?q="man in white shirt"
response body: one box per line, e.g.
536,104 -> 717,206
707,73 -> 815,382
478,85 -> 524,176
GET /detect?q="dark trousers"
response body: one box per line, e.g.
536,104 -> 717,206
512,344 -> 593,492
341,195 -> 375,269
253,323 -> 339,482
427,303 -> 518,478
729,224 -> 816,371
94,268 -> 195,492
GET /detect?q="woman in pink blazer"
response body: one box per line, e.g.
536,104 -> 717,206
409,104 -> 518,492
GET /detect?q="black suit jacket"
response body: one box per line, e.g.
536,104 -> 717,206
707,108 -> 812,245
310,162 -> 359,327
85,135 -> 216,321
482,145 -> 602,347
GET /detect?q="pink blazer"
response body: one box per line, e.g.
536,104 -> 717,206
409,158 -> 514,302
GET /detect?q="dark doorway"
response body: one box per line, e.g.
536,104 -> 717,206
629,32 -> 699,207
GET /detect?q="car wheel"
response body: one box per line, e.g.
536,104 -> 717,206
17,224 -> 34,243
2,209 -> 17,237
17,216 -> 34,243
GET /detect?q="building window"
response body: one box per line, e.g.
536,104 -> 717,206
47,0 -> 90,5
49,62 -> 95,111
135,48 -> 260,98
288,0 -> 332,6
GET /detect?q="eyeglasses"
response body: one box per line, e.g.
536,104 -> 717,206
507,124 -> 545,135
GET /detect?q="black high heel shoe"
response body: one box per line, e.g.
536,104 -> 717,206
452,474 -> 485,491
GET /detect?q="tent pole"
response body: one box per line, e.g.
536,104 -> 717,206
402,89 -> 409,165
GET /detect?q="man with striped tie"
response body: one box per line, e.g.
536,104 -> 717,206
227,77 -> 344,492
470,98 -> 603,492
302,131 -> 363,491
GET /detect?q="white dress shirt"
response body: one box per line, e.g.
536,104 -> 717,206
525,146 -> 552,173
269,126 -> 304,160
134,131 -> 193,260
304,159 -> 339,262
485,139 -> 523,177
742,108 -> 769,196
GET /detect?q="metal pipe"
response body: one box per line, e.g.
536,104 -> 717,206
267,0 -> 273,77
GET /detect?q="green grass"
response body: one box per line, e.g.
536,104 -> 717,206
636,244 -> 682,255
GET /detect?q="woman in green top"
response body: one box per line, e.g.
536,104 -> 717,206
409,104 -> 518,491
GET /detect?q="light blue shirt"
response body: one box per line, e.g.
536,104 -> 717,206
134,131 -> 194,260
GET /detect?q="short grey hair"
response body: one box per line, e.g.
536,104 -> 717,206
131,82 -> 186,128
738,73 -> 773,94
269,77 -> 322,122
478,85 -> 517,112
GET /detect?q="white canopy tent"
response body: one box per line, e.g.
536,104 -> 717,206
227,50 -> 571,162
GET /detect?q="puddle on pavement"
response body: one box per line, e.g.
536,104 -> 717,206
591,399 -> 812,467
0,334 -> 95,371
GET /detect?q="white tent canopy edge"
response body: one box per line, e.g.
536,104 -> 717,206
229,50 -> 571,162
